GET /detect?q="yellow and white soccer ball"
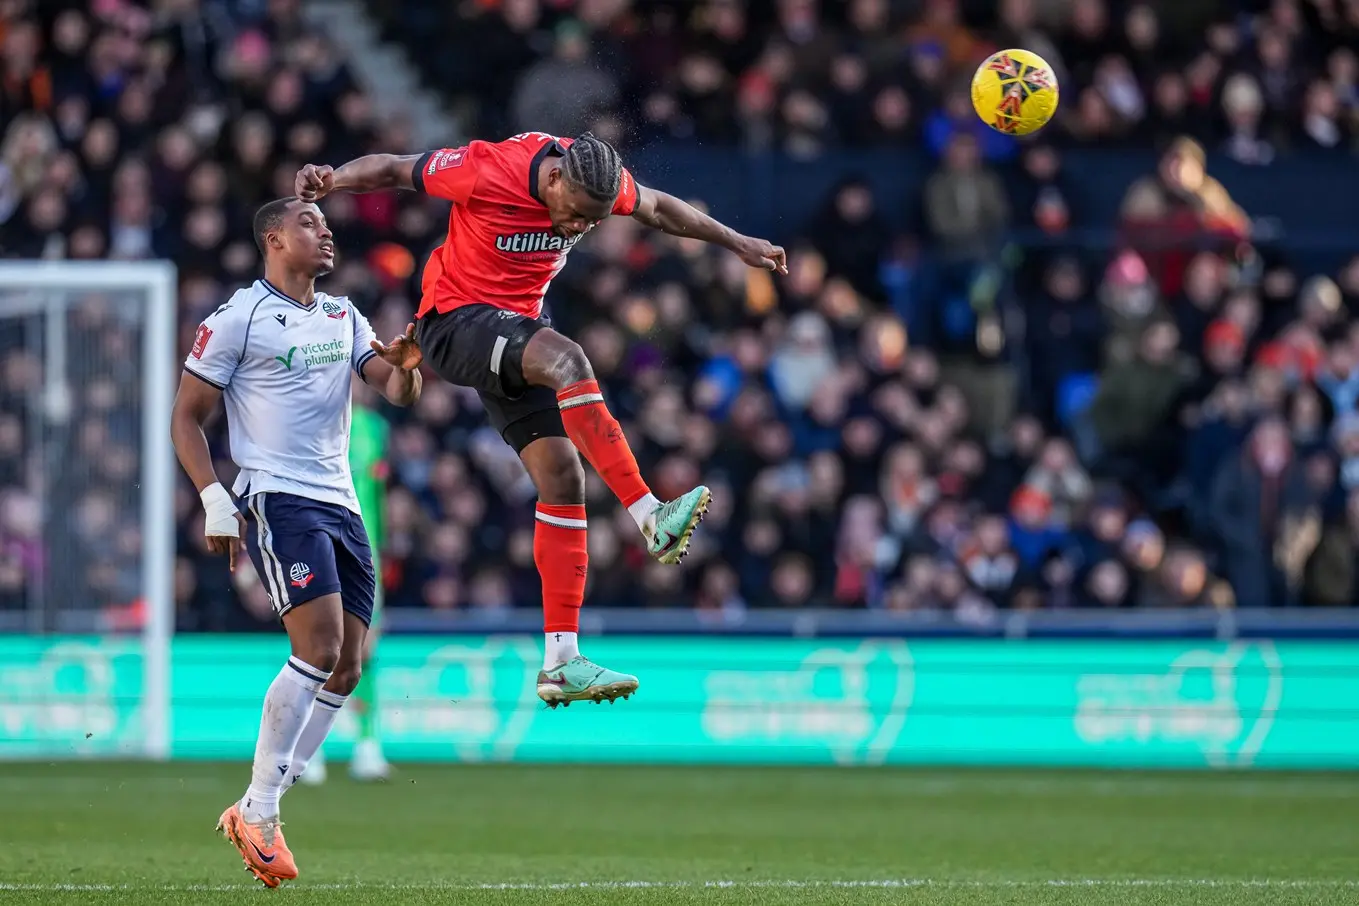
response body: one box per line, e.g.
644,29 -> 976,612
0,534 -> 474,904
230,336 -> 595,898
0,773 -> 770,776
970,48 -> 1060,136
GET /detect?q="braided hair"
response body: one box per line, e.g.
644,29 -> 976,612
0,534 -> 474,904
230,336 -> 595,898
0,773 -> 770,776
560,132 -> 623,203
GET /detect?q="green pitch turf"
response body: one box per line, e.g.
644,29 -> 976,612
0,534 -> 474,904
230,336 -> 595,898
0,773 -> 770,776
0,763 -> 1355,905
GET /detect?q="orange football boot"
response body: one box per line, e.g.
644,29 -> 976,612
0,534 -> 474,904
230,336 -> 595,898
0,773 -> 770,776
215,802 -> 299,888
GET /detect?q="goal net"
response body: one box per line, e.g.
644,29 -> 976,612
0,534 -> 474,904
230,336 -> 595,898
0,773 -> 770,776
0,261 -> 176,759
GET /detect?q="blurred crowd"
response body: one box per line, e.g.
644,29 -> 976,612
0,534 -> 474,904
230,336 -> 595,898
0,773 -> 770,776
0,0 -> 412,627
2,0 -> 1359,629
383,0 -> 1359,159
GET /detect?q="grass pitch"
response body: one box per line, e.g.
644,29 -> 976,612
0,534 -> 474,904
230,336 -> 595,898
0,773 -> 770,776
0,763 -> 1354,905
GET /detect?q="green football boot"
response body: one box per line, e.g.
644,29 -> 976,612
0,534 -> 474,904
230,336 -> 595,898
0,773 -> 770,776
537,656 -> 640,708
642,485 -> 711,565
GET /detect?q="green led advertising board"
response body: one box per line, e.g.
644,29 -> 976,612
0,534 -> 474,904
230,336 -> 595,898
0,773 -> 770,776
1,636 -> 1354,768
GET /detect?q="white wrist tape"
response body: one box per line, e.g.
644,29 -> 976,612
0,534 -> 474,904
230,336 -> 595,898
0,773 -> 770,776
200,483 -> 240,538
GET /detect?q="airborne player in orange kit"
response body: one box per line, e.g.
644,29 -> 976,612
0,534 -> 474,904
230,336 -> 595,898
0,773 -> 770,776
296,132 -> 785,707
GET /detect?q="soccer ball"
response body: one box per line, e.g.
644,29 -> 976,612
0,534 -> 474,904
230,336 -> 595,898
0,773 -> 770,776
970,49 -> 1060,136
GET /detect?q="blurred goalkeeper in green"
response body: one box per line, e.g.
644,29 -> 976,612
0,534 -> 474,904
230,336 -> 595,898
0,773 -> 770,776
302,387 -> 391,784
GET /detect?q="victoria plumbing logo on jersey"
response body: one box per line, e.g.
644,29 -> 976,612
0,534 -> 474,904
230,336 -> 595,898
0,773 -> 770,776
275,339 -> 348,370
495,231 -> 582,254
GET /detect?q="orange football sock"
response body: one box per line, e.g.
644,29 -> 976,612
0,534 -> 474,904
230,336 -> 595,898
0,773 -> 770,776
556,379 -> 651,508
534,503 -> 588,635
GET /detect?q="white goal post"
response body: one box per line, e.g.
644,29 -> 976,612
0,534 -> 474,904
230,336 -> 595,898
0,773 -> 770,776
0,261 -> 176,760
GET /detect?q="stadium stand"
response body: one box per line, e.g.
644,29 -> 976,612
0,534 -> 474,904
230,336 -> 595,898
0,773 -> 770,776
2,0 -> 1359,629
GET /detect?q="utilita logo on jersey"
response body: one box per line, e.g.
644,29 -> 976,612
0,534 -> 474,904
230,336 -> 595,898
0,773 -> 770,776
495,231 -> 583,255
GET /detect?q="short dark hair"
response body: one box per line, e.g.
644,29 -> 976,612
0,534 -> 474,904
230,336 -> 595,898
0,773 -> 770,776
561,133 -> 623,203
253,196 -> 298,257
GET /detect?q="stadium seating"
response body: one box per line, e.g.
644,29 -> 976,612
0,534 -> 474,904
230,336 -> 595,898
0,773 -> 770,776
2,0 -> 1359,626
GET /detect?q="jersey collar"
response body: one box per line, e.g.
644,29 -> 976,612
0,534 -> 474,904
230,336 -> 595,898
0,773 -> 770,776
259,279 -> 316,311
528,140 -> 567,205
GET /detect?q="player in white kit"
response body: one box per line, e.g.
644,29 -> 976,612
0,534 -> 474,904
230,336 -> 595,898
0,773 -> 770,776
170,197 -> 423,887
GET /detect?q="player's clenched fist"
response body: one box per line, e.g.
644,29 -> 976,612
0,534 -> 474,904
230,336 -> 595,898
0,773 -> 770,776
295,164 -> 334,202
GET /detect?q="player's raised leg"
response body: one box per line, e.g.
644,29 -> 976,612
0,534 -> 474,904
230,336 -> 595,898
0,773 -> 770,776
520,436 -> 638,706
521,329 -> 710,564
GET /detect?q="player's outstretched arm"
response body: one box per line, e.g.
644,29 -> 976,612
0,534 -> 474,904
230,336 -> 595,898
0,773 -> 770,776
296,154 -> 423,201
631,185 -> 788,274
171,373 -> 247,570
362,323 -> 424,407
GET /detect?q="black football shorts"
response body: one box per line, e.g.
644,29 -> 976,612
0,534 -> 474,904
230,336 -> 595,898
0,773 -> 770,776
414,304 -> 568,453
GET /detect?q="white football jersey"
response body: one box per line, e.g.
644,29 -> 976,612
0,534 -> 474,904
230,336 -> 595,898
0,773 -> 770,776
183,279 -> 378,513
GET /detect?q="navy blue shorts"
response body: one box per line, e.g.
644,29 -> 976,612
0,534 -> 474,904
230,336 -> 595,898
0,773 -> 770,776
240,491 -> 376,626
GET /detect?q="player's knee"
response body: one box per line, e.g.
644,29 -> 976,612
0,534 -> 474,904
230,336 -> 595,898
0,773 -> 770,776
303,642 -> 342,674
548,340 -> 594,388
535,448 -> 586,505
329,662 -> 362,696
291,627 -> 343,674
285,593 -> 347,670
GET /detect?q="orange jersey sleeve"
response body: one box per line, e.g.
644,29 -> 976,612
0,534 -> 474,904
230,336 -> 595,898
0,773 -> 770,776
612,167 -> 639,216
412,143 -> 486,204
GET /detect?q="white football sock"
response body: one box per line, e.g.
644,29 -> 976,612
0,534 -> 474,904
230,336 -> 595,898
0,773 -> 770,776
627,493 -> 661,531
544,631 -> 580,669
282,689 -> 347,795
240,656 -> 331,823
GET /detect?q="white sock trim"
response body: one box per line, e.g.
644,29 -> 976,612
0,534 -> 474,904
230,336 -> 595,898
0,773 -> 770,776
558,393 -> 605,410
627,493 -> 661,531
544,631 -> 580,669
314,689 -> 347,711
535,511 -> 588,530
285,656 -> 332,691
